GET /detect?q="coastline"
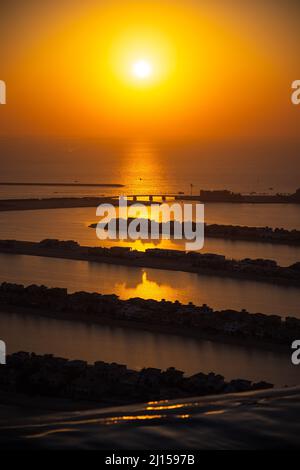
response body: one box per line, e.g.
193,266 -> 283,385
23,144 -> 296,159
0,282 -> 298,350
0,182 -> 124,187
0,351 -> 274,410
91,219 -> 300,246
0,303 -> 290,353
0,188 -> 300,213
0,239 -> 299,287
0,197 -> 112,212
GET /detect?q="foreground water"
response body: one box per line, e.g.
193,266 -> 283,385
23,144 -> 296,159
0,311 -> 298,387
0,207 -> 299,265
2,387 -> 299,449
0,253 -> 299,317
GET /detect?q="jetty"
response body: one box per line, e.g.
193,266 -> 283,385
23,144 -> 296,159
125,188 -> 300,204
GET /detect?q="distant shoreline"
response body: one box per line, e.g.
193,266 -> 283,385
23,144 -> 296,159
0,182 -> 124,187
0,192 -> 300,213
0,196 -> 113,212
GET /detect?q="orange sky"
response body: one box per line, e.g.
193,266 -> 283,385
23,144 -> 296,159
0,0 -> 299,140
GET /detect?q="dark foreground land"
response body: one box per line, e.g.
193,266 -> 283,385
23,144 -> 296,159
0,282 -> 299,350
1,238 -> 300,287
0,352 -> 273,409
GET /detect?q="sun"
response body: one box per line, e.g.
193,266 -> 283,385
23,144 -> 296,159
132,59 -> 152,79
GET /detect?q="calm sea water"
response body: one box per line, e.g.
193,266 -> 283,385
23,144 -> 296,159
1,138 -> 300,197
0,311 -> 297,387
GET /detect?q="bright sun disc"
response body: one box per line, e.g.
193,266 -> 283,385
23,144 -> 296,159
132,60 -> 152,79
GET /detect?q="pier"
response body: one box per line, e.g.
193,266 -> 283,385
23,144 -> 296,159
126,194 -> 178,202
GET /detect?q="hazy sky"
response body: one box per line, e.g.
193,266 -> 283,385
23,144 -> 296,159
0,0 -> 299,140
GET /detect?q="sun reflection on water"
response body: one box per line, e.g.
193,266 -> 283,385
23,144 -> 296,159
115,270 -> 183,302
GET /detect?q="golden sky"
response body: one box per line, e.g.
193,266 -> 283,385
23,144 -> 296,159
0,0 -> 299,140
